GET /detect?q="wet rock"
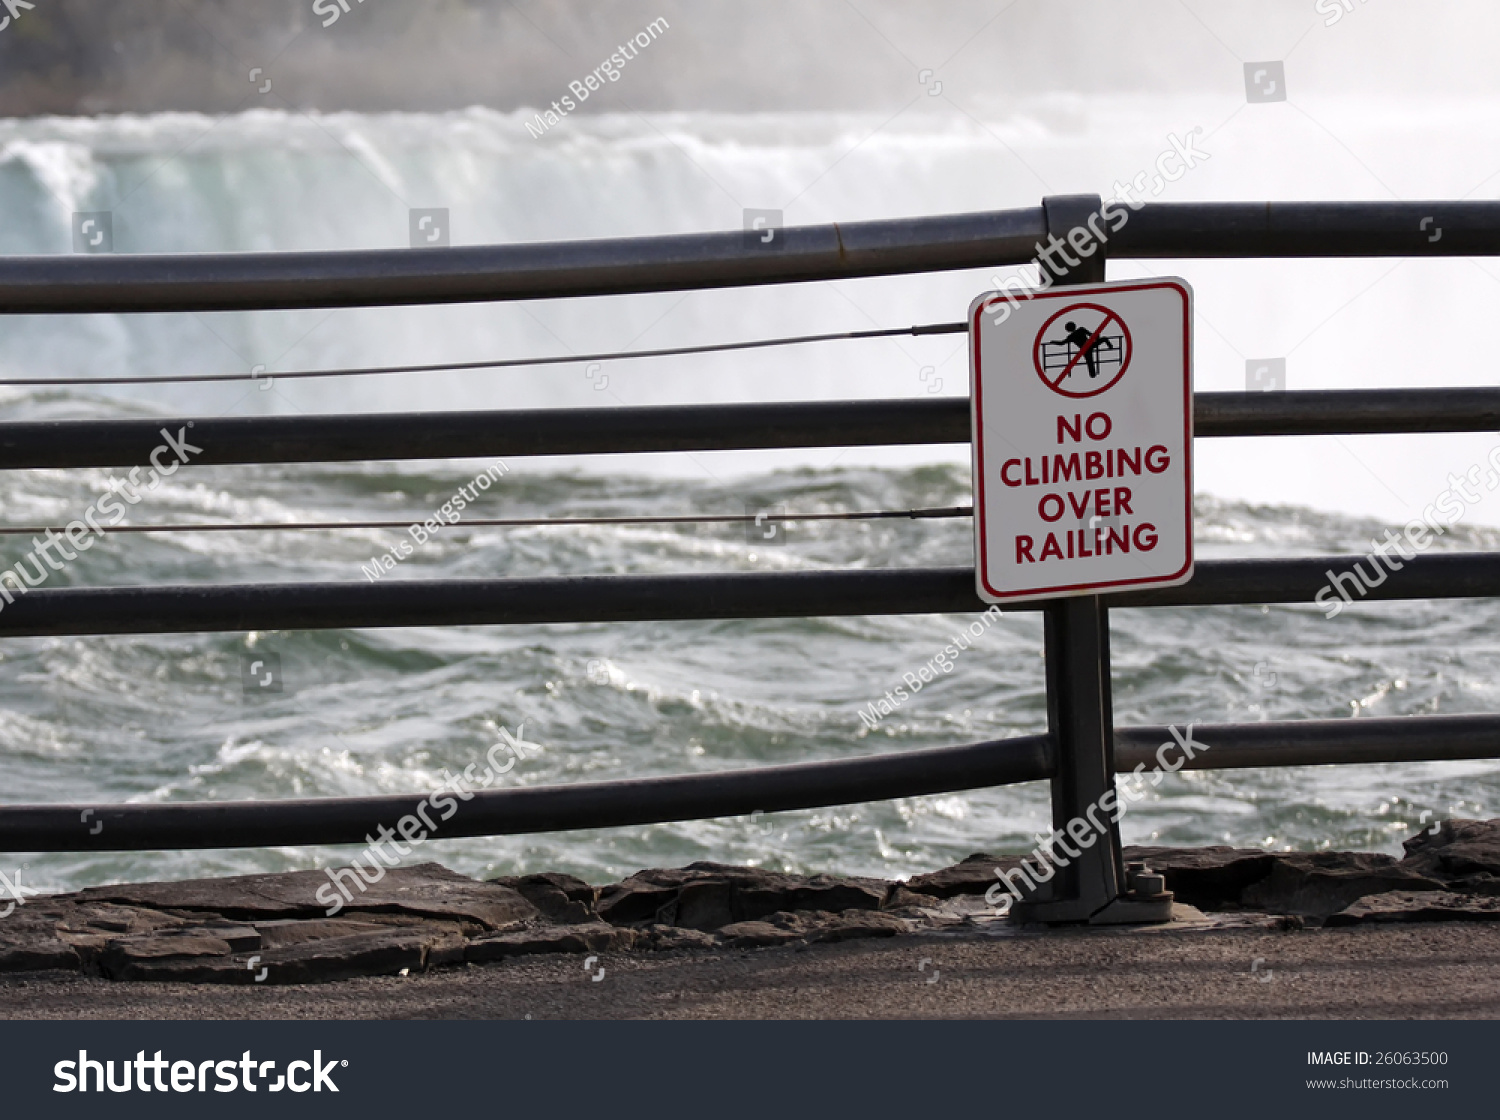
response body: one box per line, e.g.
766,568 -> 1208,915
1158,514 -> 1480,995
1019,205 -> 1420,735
58,904 -> 191,938
70,870 -> 336,920
71,863 -> 539,930
813,911 -> 908,942
717,910 -> 824,946
596,863 -> 886,930
717,921 -> 806,949
1123,845 -> 1276,910
1241,852 -> 1445,918
466,921 -> 634,963
1441,875 -> 1500,896
719,908 -> 907,947
488,873 -> 598,923
252,917 -> 413,950
882,886 -> 944,912
637,925 -> 719,952
905,854 -> 1017,898
0,912 -> 80,973
69,913 -> 136,934
1326,891 -> 1500,926
1400,819 -> 1500,882
930,893 -> 1001,924
907,848 -> 1278,911
596,865 -> 741,925
718,910 -> 822,946
184,924 -> 262,952
490,871 -> 596,904
315,865 -> 539,928
658,880 -> 736,931
595,878 -> 678,926
100,933 -> 235,976
22,824 -> 1500,987
0,938 -> 79,973
426,932 -> 472,969
117,928 -> 442,984
739,869 -> 888,923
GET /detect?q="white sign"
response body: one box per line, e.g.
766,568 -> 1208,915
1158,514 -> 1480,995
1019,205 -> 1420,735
970,278 -> 1194,604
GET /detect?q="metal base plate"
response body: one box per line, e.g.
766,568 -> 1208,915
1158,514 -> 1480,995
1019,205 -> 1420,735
1087,895 -> 1175,925
1010,892 -> 1175,927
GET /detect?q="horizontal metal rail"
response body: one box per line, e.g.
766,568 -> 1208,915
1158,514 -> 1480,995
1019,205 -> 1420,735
0,554 -> 1493,638
1107,553 -> 1500,608
0,208 -> 1047,315
1111,202 -> 1500,259
0,737 -> 1051,852
1,202 -> 1497,315
1195,388 -> 1500,437
0,399 -> 962,469
2,388 -> 1498,470
1115,715 -> 1500,771
3,714 -> 1494,853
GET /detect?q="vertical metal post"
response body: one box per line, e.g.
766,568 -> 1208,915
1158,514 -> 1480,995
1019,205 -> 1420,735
1010,594 -> 1123,921
1009,196 -> 1169,925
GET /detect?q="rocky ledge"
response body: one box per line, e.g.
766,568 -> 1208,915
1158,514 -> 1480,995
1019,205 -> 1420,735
5,819 -> 1500,985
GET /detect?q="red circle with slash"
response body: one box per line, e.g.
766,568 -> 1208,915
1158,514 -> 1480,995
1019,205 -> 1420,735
1032,303 -> 1133,398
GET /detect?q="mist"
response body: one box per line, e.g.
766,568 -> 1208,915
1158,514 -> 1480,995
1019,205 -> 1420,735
0,0 -> 1498,531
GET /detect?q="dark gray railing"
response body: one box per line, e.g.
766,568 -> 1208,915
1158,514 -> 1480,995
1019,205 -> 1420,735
0,200 -> 1494,313
0,386 -> 1499,469
2,197 -> 1497,924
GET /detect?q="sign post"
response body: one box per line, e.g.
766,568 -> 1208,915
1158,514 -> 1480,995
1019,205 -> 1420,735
972,195 -> 1193,923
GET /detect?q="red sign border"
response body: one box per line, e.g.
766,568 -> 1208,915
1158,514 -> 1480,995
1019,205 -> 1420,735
971,279 -> 1194,604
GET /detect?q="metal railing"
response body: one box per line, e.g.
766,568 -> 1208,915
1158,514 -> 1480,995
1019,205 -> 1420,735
4,195 -> 1499,921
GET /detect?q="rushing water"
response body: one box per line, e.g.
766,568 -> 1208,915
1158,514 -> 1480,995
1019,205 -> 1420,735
1,105 -> 1498,893
6,459 -> 1500,895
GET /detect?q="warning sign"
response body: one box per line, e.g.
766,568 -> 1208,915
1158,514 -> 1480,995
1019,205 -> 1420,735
970,278 -> 1194,604
1034,303 -> 1131,397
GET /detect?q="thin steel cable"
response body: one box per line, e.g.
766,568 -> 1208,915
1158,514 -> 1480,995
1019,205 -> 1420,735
0,505 -> 974,535
0,321 -> 968,388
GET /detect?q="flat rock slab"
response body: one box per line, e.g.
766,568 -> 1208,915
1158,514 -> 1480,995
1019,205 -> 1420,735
1241,853 -> 1445,918
10,820 -> 1500,985
813,911 -> 908,943
102,934 -> 236,971
71,862 -> 538,930
466,923 -> 634,964
113,928 -> 447,985
596,861 -> 888,930
488,873 -> 598,923
253,917 -> 399,950
1327,891 -> 1500,926
1401,819 -> 1500,881
717,921 -> 808,949
0,930 -> 80,973
900,828 -> 1500,919
904,854 -> 1013,899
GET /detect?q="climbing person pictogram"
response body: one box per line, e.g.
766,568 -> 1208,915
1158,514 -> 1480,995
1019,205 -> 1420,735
1054,319 -> 1116,379
1032,303 -> 1132,398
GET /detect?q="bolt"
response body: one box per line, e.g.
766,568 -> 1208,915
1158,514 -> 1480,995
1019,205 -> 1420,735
1133,872 -> 1167,897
